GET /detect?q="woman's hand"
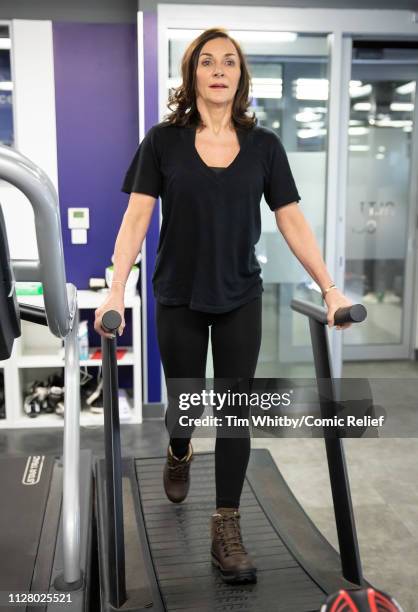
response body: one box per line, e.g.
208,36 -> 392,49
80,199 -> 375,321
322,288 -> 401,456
324,288 -> 353,330
94,292 -> 125,339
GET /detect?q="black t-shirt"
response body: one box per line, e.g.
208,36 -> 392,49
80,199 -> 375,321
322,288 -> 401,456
121,121 -> 301,313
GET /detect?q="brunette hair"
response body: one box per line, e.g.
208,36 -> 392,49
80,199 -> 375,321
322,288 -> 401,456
163,27 -> 257,130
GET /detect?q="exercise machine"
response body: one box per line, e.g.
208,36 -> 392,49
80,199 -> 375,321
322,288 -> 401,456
95,302 -> 401,611
0,143 -> 401,611
0,145 -> 92,610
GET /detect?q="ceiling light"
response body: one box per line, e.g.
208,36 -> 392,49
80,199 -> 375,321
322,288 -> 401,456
349,126 -> 370,136
297,127 -> 327,139
353,102 -> 371,112
395,81 -> 415,95
349,145 -> 370,152
375,118 -> 412,128
390,102 -> 414,112
251,77 -> 282,99
295,110 -> 322,122
167,29 -> 297,43
349,84 -> 372,99
294,78 -> 328,100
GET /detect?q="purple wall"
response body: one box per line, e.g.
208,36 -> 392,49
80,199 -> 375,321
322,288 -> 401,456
53,20 -> 162,402
53,22 -> 139,287
52,22 -> 140,391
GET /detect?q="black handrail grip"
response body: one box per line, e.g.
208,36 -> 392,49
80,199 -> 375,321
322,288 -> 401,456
291,298 -> 367,326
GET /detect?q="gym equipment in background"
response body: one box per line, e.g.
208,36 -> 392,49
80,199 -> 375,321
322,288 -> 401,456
0,145 -> 92,611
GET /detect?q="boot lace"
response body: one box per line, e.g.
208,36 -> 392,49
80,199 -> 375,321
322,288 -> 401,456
168,453 -> 192,482
215,512 -> 247,557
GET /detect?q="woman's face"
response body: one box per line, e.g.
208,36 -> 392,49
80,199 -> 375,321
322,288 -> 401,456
195,37 -> 241,106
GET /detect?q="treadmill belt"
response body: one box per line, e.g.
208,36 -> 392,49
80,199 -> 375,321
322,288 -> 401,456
135,452 -> 326,612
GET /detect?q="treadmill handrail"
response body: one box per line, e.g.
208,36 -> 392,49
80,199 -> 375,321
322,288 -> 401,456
290,296 -> 365,586
0,144 -> 73,337
291,297 -> 366,327
0,145 -> 82,588
291,297 -> 328,324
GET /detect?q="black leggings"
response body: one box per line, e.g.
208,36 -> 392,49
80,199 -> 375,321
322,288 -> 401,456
155,296 -> 262,509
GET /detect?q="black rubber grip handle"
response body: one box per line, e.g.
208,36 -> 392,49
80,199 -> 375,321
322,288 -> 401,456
101,310 -> 122,333
333,304 -> 367,326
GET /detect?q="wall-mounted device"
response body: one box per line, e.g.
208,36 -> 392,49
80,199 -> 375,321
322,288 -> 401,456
68,207 -> 90,244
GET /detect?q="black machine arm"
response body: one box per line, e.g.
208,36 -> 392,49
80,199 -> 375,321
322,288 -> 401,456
291,296 -> 367,586
19,304 -> 48,327
100,310 -> 127,609
291,299 -> 367,326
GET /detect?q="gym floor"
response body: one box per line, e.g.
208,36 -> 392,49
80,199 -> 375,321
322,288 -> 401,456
1,359 -> 416,612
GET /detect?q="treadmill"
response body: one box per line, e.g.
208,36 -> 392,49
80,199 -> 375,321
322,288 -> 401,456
0,145 -> 398,612
95,298 -> 378,611
0,145 -> 92,611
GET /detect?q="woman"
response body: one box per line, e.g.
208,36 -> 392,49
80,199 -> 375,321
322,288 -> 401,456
94,27 -> 353,585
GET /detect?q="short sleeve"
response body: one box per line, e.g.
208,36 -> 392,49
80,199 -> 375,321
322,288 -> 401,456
121,126 -> 162,197
264,134 -> 301,211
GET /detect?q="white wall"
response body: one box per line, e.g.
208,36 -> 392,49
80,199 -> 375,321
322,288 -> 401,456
1,19 -> 57,260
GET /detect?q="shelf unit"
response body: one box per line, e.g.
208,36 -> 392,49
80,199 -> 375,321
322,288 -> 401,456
0,289 -> 142,428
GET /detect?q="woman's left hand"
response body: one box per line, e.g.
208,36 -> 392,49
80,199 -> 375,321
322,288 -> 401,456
324,288 -> 354,330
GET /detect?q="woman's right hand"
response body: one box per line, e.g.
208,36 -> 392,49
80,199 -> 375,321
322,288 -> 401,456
94,293 -> 125,339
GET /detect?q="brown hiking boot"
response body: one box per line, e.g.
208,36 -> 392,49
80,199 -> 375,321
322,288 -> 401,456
163,443 -> 193,503
211,507 -> 257,584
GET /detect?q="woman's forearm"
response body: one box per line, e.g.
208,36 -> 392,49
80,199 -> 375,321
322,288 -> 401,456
276,207 -> 334,294
110,212 -> 148,296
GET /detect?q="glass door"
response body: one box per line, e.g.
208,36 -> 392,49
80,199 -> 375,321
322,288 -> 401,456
344,41 -> 418,360
246,34 -> 331,376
